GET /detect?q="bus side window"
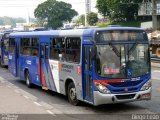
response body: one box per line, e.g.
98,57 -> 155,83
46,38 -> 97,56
21,38 -> 31,56
9,38 -> 16,54
50,38 -> 65,60
31,38 -> 39,57
23,47 -> 31,55
66,37 -> 81,63
32,48 -> 38,57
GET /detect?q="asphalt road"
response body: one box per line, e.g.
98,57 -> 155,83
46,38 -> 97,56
0,65 -> 160,120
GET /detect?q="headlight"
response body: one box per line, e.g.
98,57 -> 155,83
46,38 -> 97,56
94,82 -> 111,94
140,80 -> 152,91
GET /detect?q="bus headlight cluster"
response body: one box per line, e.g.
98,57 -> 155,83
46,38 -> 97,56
94,82 -> 111,94
140,80 -> 152,91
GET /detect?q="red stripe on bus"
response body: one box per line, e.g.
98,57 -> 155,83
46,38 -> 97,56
94,79 -> 122,86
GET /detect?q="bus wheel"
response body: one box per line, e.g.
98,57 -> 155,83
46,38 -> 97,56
67,82 -> 79,106
25,71 -> 32,88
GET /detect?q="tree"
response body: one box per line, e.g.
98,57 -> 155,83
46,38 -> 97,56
79,15 -> 85,26
114,0 -> 143,21
74,14 -> 85,26
96,0 -> 110,18
0,18 -> 4,25
87,12 -> 98,26
34,0 -> 78,29
96,0 -> 143,22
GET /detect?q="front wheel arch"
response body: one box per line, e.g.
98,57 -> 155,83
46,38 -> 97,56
65,80 -> 79,106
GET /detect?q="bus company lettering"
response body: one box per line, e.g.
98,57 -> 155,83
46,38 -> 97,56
4,55 -> 8,61
26,60 -> 32,65
61,64 -> 73,73
50,61 -> 58,70
122,77 -> 140,82
130,77 -> 140,81
9,55 -> 12,60
51,64 -> 58,70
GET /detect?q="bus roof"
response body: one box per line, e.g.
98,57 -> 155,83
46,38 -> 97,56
9,27 -> 145,37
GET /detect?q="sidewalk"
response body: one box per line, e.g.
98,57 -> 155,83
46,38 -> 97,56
151,62 -> 160,68
0,77 -> 49,114
0,75 -> 78,120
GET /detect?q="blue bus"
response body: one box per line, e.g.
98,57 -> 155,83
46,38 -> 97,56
0,33 -> 4,63
8,27 -> 151,106
0,31 -> 13,66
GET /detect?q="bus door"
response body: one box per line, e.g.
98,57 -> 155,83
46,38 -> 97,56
1,33 -> 9,66
83,45 -> 93,102
1,38 -> 5,65
8,38 -> 19,77
40,43 -> 50,90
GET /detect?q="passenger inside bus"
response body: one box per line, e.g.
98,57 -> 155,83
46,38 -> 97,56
23,47 -> 30,55
32,48 -> 38,56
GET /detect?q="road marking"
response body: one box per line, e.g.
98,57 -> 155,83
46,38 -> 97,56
14,86 -> 18,89
15,90 -> 20,93
0,81 -> 5,83
34,102 -> 42,107
46,110 -> 56,116
23,95 -> 29,99
9,83 -> 14,86
7,85 -> 11,88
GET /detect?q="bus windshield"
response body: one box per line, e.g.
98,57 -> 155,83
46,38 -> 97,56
96,42 -> 149,78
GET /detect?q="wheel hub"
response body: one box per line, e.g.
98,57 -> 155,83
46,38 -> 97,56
26,75 -> 29,85
70,88 -> 76,100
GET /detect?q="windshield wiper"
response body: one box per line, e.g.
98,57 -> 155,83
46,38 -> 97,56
108,42 -> 120,57
128,41 -> 138,55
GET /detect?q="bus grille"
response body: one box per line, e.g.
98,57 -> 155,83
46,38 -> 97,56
116,94 -> 135,100
109,80 -> 142,87
112,88 -> 138,93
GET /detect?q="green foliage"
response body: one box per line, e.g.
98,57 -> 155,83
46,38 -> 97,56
96,0 -> 143,22
87,12 -> 98,26
112,21 -> 140,27
79,15 -> 85,26
34,0 -> 78,29
96,0 -> 110,18
97,21 -> 112,27
0,17 -> 25,27
96,21 -> 140,27
74,14 -> 85,26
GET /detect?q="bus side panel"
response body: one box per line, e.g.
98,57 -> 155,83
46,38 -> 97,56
8,53 -> 17,77
29,57 -> 41,86
19,55 -> 25,80
59,62 -> 83,101
48,60 -> 60,92
19,56 -> 41,86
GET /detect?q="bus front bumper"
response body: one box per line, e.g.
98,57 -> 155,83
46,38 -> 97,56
93,87 -> 151,106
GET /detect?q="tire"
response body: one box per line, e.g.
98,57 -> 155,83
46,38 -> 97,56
25,71 -> 32,88
67,82 -> 79,106
156,48 -> 160,58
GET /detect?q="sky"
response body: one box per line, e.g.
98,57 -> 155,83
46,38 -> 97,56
0,0 -> 97,19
